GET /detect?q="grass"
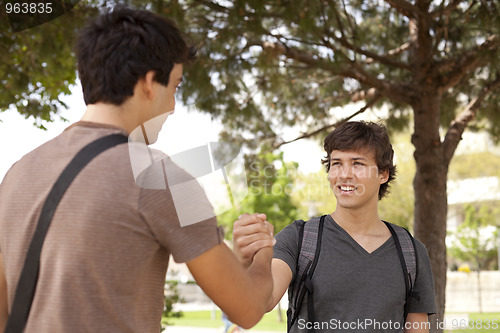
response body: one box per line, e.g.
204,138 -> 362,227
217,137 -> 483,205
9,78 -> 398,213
165,309 -> 287,331
166,310 -> 500,332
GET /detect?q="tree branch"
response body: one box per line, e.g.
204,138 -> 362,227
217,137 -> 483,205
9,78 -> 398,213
343,63 -> 412,104
260,40 -> 321,67
325,34 -> 411,70
193,0 -> 229,13
273,93 -> 382,149
351,88 -> 378,102
442,74 -> 500,166
364,43 -> 411,65
430,0 -> 463,19
438,34 -> 500,92
256,39 -> 411,105
385,0 -> 420,18
317,1 -> 411,70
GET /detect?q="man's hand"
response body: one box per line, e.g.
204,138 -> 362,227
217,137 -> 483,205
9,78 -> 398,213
233,213 -> 275,268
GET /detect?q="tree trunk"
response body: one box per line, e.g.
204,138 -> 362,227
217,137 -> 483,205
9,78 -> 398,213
411,95 -> 448,333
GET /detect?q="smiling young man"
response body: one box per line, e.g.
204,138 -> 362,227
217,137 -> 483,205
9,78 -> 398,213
234,121 -> 436,332
0,6 -> 274,332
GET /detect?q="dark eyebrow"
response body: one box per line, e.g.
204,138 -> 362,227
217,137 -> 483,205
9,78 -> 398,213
331,157 -> 368,161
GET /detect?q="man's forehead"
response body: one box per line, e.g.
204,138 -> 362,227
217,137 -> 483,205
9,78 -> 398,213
330,148 -> 375,160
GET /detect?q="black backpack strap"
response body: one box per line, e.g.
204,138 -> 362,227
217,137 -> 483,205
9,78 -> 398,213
286,220 -> 305,332
287,215 -> 326,332
4,133 -> 128,333
384,222 -> 417,325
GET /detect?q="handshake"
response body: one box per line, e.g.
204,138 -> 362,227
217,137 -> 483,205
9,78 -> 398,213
232,213 -> 276,268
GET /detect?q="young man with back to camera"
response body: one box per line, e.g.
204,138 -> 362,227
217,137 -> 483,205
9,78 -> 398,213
0,6 -> 275,332
234,121 -> 437,332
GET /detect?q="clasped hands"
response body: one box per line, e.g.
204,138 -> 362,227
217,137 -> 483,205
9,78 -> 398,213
233,213 -> 276,268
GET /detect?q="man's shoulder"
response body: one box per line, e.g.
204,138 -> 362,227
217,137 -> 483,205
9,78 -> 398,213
277,218 -> 306,235
6,124 -> 130,180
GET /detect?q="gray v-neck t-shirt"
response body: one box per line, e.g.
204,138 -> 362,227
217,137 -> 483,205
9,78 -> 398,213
274,215 -> 436,332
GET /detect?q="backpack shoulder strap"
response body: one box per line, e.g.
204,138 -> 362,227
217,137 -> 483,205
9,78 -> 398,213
287,215 -> 326,332
384,222 -> 418,323
5,134 -> 128,333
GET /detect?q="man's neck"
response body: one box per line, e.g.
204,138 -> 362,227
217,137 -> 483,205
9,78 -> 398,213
331,206 -> 384,236
80,102 -> 140,134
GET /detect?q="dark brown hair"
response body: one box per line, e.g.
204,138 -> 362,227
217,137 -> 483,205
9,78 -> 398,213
321,121 -> 396,199
75,5 -> 196,106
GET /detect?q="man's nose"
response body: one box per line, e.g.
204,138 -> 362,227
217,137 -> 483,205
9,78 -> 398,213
339,165 -> 353,178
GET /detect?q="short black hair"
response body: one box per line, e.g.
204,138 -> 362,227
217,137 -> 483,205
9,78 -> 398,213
75,5 -> 196,105
322,121 -> 397,199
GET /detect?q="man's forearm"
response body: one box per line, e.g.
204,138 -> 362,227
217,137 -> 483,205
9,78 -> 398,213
224,246 -> 273,327
404,313 -> 430,333
245,247 -> 274,308
187,240 -> 274,329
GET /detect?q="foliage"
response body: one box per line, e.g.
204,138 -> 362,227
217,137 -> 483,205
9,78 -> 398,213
161,280 -> 184,329
291,169 -> 336,219
0,2 -> 100,128
379,132 -> 416,230
448,205 -> 499,271
217,147 -> 298,236
448,151 -> 500,180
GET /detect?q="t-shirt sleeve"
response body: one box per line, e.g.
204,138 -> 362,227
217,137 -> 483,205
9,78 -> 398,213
273,220 -> 302,280
407,238 -> 437,315
137,157 -> 224,263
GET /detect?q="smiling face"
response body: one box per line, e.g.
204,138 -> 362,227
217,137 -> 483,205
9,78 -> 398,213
328,149 -> 389,212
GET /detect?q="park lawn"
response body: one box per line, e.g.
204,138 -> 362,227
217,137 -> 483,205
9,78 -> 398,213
165,309 -> 287,331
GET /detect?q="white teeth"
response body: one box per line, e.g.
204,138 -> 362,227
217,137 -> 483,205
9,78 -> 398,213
340,185 -> 356,191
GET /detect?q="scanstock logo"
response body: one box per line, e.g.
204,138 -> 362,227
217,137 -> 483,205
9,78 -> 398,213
128,112 -> 248,227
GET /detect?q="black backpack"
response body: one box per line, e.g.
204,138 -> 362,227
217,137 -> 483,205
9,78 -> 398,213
286,215 -> 418,332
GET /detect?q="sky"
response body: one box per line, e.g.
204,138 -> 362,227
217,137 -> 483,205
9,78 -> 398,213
0,83 -> 325,182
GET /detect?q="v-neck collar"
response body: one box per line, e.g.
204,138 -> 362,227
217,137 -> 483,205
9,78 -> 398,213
327,215 -> 393,256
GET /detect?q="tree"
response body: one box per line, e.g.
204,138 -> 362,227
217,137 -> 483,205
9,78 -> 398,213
3,1 -> 500,331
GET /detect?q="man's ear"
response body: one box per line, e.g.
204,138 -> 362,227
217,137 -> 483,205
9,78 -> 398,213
379,169 -> 390,184
138,71 -> 157,100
